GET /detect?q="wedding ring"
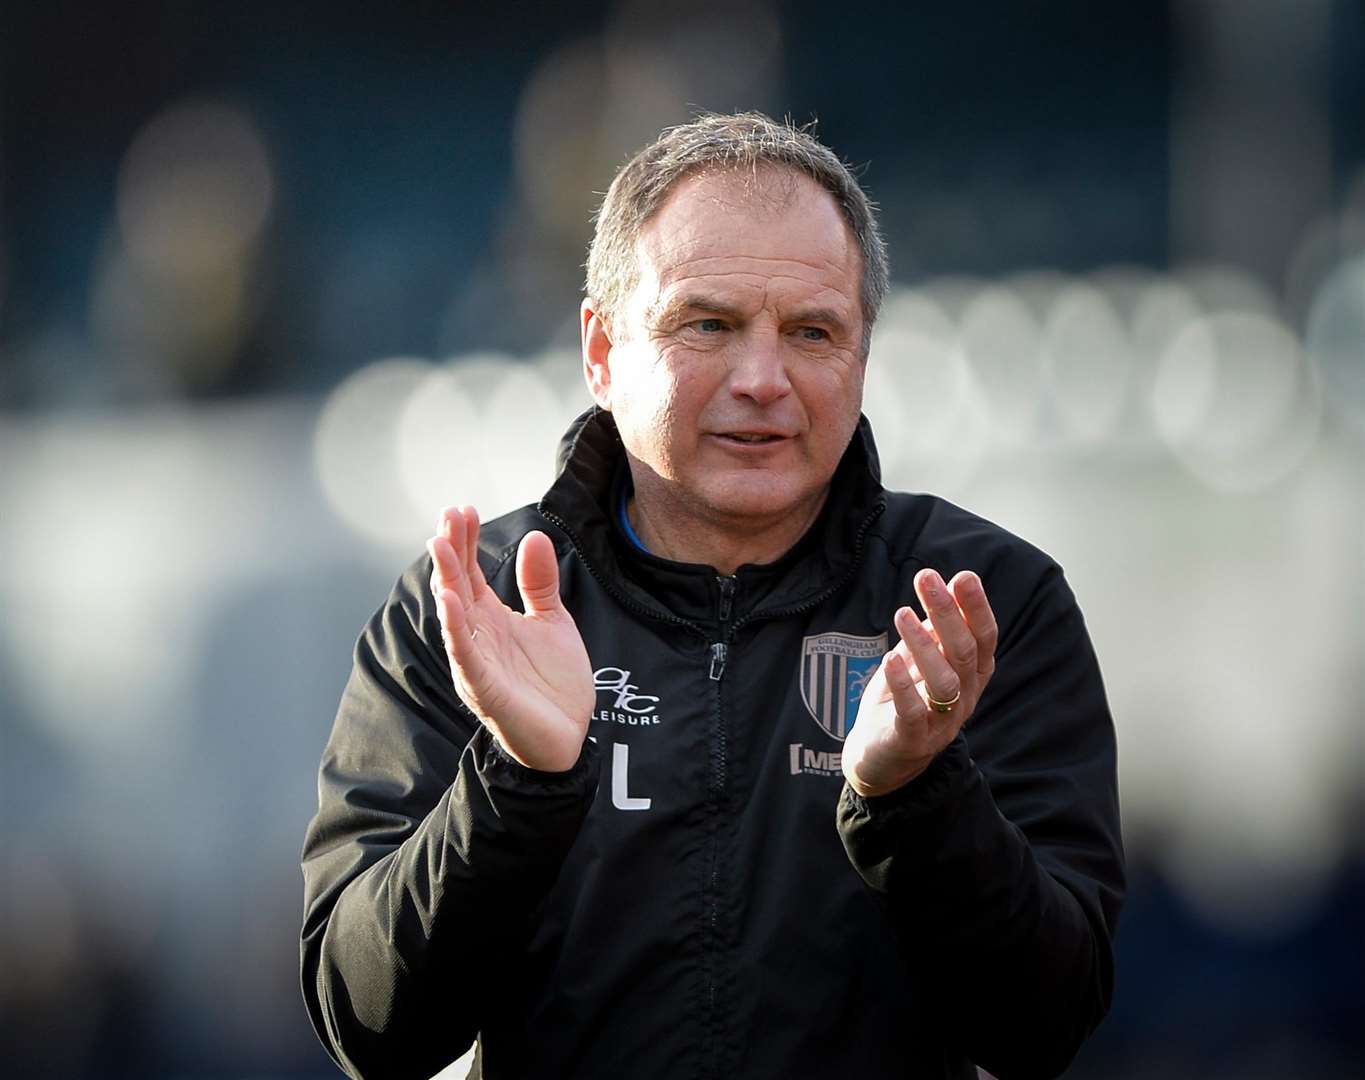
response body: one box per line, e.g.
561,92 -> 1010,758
927,688 -> 961,713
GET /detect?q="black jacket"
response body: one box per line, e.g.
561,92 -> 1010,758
301,408 -> 1124,1080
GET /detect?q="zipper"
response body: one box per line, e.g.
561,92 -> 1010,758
717,574 -> 735,622
709,575 -> 735,681
704,572 -> 736,1079
708,575 -> 737,786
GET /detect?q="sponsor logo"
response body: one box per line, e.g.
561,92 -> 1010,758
592,666 -> 662,726
799,632 -> 886,741
788,742 -> 842,778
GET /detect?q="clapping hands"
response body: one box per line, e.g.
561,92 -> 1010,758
427,506 -> 594,773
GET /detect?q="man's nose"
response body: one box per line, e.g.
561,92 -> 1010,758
728,329 -> 792,405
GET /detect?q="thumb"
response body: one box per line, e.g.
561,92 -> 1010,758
516,530 -> 563,615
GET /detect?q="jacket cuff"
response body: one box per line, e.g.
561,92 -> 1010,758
839,733 -> 972,822
476,726 -> 602,790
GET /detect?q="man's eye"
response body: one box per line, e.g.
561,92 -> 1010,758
694,318 -> 726,333
798,326 -> 829,341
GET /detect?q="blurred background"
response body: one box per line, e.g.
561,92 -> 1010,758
2,0 -> 1362,1076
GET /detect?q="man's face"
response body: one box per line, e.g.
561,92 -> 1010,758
584,168 -> 866,537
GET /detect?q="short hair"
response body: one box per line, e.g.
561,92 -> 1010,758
586,111 -> 889,354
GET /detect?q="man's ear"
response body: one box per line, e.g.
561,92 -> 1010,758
581,298 -> 614,410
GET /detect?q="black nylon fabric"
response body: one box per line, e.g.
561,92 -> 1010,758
300,408 -> 1125,1080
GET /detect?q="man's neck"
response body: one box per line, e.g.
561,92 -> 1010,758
626,487 -> 828,575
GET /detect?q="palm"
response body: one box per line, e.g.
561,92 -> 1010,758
428,506 -> 593,773
846,664 -> 938,790
456,583 -> 593,769
843,569 -> 998,797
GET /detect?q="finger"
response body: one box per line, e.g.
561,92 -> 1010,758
439,505 -> 462,547
895,605 -> 961,711
461,505 -> 487,599
516,531 -> 563,616
437,505 -> 490,602
436,507 -> 465,584
914,569 -> 978,681
434,586 -> 494,701
904,654 -> 925,685
440,505 -> 471,576
898,646 -> 931,687
883,651 -> 927,738
427,535 -> 473,609
948,571 -> 997,678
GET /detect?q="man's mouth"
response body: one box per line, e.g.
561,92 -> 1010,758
718,432 -> 785,444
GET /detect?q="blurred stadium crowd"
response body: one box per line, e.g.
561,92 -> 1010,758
2,1 -> 1362,1077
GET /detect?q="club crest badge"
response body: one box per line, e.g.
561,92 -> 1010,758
799,632 -> 887,741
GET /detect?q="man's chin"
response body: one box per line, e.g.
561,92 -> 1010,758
694,477 -> 825,529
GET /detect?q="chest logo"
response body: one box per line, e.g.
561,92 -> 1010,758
592,666 -> 662,726
799,632 -> 887,741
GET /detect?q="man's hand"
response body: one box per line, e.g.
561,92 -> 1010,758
842,569 -> 998,798
427,506 -> 594,773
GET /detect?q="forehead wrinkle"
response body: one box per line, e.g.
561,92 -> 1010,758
641,201 -> 856,274
652,267 -> 857,321
692,269 -> 855,306
655,258 -> 857,307
659,251 -> 852,280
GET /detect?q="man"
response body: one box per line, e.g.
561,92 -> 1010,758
301,112 -> 1124,1080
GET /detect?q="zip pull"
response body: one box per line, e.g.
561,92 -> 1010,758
717,575 -> 736,623
708,642 -> 728,681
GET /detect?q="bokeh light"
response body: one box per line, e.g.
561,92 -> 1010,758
1,413 -> 210,751
483,362 -> 574,510
1087,264 -> 1155,325
1177,263 -> 1279,320
1305,255 -> 1365,430
395,360 -> 491,519
1042,284 -> 1132,440
116,101 -> 273,280
1152,311 -> 1321,492
513,37 -> 675,247
319,351 -> 591,553
1283,209 -> 1365,331
313,358 -> 436,550
958,286 -> 1044,444
85,100 -> 277,393
865,288 -> 990,491
1006,268 -> 1073,322
1130,278 -> 1203,364
89,241 -> 250,391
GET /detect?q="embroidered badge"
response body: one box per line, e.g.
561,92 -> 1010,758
799,632 -> 887,741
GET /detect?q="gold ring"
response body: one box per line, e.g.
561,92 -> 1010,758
927,688 -> 960,713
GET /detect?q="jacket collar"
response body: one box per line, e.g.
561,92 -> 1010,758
539,407 -> 886,627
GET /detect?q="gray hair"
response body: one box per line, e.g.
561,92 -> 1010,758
585,111 -> 889,354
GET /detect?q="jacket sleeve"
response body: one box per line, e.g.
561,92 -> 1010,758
300,557 -> 601,1080
836,561 -> 1124,1080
